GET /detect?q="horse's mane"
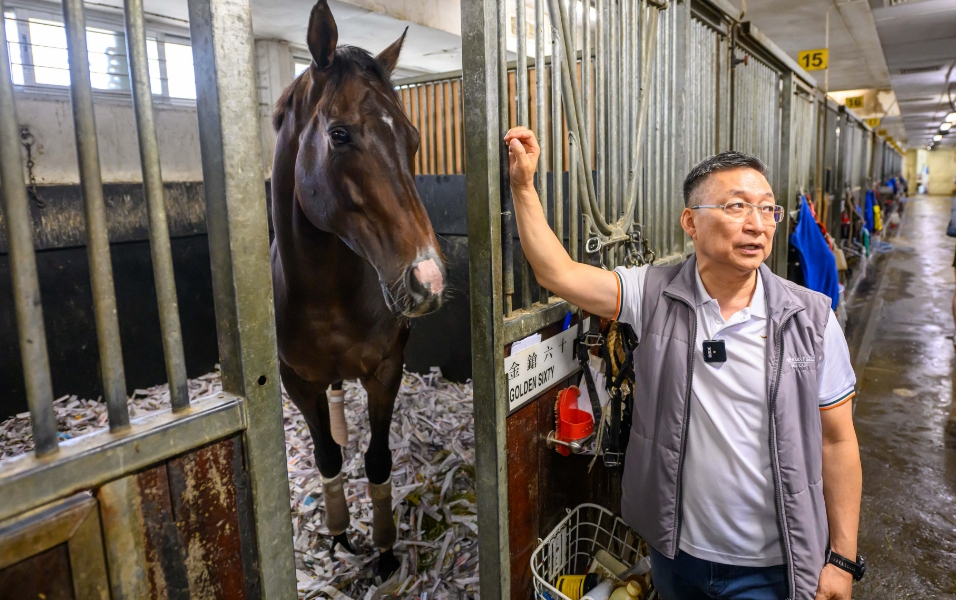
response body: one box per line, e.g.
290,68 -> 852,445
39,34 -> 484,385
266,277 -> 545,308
272,45 -> 398,132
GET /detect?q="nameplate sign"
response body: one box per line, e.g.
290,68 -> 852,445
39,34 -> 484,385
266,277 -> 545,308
505,319 -> 587,413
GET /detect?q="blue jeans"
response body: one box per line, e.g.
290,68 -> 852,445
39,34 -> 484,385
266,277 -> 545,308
649,547 -> 788,600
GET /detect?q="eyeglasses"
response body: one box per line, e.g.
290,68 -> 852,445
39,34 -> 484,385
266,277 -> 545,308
690,201 -> 784,223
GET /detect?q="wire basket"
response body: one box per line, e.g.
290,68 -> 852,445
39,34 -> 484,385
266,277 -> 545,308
531,503 -> 652,600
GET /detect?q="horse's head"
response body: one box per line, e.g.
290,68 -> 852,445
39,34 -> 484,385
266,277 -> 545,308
276,0 -> 446,318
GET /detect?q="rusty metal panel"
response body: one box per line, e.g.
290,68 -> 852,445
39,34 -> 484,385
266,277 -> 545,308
167,436 -> 258,600
0,544 -> 75,600
98,465 -> 190,600
0,493 -> 109,600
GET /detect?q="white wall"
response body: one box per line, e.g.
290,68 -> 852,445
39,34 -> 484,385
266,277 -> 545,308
12,93 -> 203,185
926,149 -> 956,196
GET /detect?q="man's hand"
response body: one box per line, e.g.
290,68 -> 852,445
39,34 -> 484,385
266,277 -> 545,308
504,126 -> 540,188
815,563 -> 853,599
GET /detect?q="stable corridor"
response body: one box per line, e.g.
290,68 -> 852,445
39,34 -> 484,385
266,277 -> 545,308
848,196 -> 956,598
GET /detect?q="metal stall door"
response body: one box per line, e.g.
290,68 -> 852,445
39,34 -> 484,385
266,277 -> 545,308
775,77 -> 816,276
0,0 -> 296,597
462,0 -> 676,597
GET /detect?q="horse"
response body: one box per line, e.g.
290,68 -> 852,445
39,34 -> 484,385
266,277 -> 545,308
270,0 -> 447,579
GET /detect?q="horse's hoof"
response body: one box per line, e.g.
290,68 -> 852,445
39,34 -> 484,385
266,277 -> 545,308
330,532 -> 354,556
375,548 -> 400,582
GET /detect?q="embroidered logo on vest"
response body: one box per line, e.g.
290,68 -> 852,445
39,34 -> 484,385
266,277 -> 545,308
787,355 -> 816,371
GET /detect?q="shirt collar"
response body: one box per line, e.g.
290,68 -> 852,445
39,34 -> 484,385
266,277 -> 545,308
694,266 -> 767,319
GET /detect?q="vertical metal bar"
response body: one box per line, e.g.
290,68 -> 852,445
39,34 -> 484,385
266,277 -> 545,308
609,0 -> 619,222
123,0 -> 188,411
0,3 -> 58,457
545,7 -> 560,303
462,0 -> 510,595
530,0 -> 546,309
568,0 -> 578,261
775,72 -> 795,277
596,0 -> 606,215
516,0 -> 529,127
62,0 -> 129,431
451,80 -> 459,173
499,0 -> 514,315
186,0 -> 296,595
581,0 -> 591,179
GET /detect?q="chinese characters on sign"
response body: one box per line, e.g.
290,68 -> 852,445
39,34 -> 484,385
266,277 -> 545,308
504,318 -> 588,413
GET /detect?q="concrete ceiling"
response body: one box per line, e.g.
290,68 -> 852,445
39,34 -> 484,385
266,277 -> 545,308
870,0 -> 956,149
94,0 -> 463,77
730,0 -> 891,92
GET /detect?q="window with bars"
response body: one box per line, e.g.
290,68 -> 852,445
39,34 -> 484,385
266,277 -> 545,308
3,4 -> 196,101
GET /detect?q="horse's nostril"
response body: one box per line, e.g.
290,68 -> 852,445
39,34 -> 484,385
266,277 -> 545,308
412,258 -> 444,295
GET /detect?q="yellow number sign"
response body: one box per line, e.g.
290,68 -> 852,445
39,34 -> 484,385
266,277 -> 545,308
865,118 -> 881,128
797,48 -> 828,71
877,129 -> 888,136
845,96 -> 865,109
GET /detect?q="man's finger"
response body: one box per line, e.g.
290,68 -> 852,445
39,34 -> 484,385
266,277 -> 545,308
509,138 -> 527,157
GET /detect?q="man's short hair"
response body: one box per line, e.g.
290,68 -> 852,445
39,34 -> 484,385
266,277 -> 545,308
682,151 -> 769,207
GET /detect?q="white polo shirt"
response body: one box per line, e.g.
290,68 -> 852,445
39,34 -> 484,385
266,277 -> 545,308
613,263 -> 856,567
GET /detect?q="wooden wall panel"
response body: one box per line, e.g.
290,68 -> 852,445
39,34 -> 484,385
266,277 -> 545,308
0,544 -> 75,600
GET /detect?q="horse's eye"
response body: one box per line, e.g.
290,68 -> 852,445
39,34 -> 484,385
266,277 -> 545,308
329,129 -> 350,145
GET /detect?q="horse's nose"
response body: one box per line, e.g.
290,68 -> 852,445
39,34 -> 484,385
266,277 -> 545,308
405,252 -> 445,313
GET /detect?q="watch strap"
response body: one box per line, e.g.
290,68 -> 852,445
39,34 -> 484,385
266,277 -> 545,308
826,548 -> 865,581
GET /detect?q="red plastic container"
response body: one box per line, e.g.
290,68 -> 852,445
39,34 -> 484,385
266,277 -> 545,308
555,386 -> 594,456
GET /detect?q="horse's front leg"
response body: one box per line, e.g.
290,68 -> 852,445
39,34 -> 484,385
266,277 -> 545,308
279,363 -> 354,554
360,354 -> 403,580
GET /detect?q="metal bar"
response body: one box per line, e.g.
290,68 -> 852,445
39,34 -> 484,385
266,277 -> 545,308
462,0 -> 510,595
547,8 -> 561,303
186,0 -> 296,595
499,0 -> 514,315
569,135 -> 579,259
0,393 -> 244,523
596,0 -> 606,216
0,2 -> 58,457
503,296 -> 575,345
123,0 -> 188,411
62,0 -> 129,432
581,0 -> 591,176
609,0 -> 619,224
516,0 -> 529,127
451,81 -> 459,173
531,0 -> 546,310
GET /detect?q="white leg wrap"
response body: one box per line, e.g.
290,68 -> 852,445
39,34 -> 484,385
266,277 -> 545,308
321,472 -> 350,536
369,477 -> 396,551
328,388 -> 348,447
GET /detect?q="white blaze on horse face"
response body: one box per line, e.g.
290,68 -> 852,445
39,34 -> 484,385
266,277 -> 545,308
381,112 -> 394,131
413,257 -> 444,295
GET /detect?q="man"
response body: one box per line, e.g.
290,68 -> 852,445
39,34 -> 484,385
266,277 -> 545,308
504,126 -> 863,600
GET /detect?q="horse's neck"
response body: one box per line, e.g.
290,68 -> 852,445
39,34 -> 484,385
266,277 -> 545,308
274,189 -> 374,298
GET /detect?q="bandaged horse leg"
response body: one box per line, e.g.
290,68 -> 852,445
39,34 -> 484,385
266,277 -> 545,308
322,472 -> 354,553
361,357 -> 403,580
327,383 -> 348,447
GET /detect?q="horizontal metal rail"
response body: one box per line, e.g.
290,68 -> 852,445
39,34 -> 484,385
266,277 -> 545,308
0,393 -> 245,523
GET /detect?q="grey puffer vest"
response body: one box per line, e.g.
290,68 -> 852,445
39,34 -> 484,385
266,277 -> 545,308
620,255 -> 833,600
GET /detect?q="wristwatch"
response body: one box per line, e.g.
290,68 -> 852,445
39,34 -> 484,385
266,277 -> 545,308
825,547 -> 866,581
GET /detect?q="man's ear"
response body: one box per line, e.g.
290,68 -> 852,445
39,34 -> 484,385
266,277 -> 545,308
307,0 -> 337,70
376,28 -> 407,77
681,207 -> 698,239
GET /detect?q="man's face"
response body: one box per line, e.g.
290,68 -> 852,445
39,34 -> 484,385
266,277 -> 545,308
680,167 -> 776,273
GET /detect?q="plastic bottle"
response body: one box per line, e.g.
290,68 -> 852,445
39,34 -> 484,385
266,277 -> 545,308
609,582 -> 643,600
580,580 -> 614,600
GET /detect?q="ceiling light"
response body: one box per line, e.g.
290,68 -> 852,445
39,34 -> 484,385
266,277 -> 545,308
942,123 -> 953,131
934,134 -> 943,141
947,112 -> 956,123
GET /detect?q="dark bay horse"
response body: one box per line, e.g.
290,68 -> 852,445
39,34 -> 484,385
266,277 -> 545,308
271,0 -> 446,579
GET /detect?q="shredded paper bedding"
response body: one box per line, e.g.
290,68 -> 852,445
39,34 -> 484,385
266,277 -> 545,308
0,368 -> 479,599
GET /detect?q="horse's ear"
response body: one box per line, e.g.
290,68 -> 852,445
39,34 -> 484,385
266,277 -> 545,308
307,0 -> 337,70
376,28 -> 407,77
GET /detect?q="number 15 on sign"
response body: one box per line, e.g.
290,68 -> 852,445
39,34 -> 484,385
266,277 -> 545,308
797,48 -> 828,71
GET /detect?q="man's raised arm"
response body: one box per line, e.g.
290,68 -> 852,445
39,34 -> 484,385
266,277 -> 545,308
504,127 -> 619,319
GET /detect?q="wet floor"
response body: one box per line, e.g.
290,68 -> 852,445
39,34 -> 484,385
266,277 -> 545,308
847,195 -> 956,598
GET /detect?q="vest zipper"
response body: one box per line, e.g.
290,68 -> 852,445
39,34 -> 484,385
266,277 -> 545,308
663,291 -> 697,555
769,309 -> 802,600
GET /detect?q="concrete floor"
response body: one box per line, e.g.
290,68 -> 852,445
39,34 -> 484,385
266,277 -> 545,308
847,195 -> 956,598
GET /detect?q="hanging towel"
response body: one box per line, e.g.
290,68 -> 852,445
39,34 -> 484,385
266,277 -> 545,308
790,197 -> 840,310
864,190 -> 876,233
873,205 -> 883,232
